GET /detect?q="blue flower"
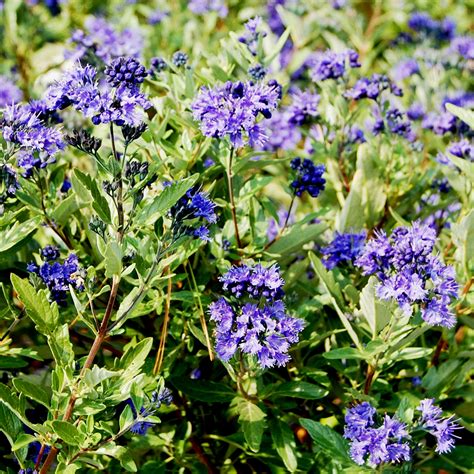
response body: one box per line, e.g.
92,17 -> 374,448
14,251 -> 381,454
346,74 -> 402,101
238,17 -> 267,56
172,51 -> 188,67
0,75 -> 22,107
290,158 -> 326,198
105,57 -> 148,88
40,245 -> 60,262
321,231 -> 366,270
309,49 -> 360,81
188,0 -> 228,17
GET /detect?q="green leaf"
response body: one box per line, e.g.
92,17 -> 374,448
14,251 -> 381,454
74,170 -> 112,224
96,444 -> 137,472
451,210 -> 474,275
136,174 -> 199,225
323,347 -> 365,360
48,324 -> 74,366
119,404 -> 135,432
12,433 -> 36,451
336,169 -> 364,232
171,377 -> 235,402
51,420 -> 85,445
12,379 -> 49,408
104,241 -> 123,277
0,216 -> 41,254
117,338 -> 153,374
358,277 -> 392,338
445,103 -> 474,129
11,274 -> 59,334
51,194 -> 83,226
270,419 -> 297,472
299,418 -> 350,462
269,223 -> 326,255
264,381 -> 328,400
238,399 -> 266,453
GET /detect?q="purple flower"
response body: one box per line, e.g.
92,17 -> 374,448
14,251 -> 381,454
286,88 -> 320,125
29,253 -> 84,304
40,245 -> 60,262
309,49 -> 360,81
407,102 -> 425,121
192,80 -> 280,148
0,76 -> 22,107
450,36 -> 474,60
148,8 -> 168,25
344,403 -> 411,467
67,17 -> 143,64
248,64 -> 267,81
392,59 -> 420,81
105,57 -> 147,88
417,399 -> 460,454
408,13 -> 456,42
239,17 -> 267,56
0,164 -> 20,202
210,264 -> 304,368
356,223 -> 459,328
346,74 -> 401,101
321,231 -> 366,270
258,110 -> 302,151
188,0 -> 227,17
172,51 -> 188,68
149,57 -> 167,76
290,158 -> 326,198
267,207 -> 294,241
169,187 -> 217,241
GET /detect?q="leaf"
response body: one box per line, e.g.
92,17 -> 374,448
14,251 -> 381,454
11,274 -> 59,335
0,216 -> 41,254
299,418 -> 350,463
358,277 -> 392,338
171,377 -> 235,402
12,379 -> 49,408
12,433 -> 36,451
264,381 -> 328,400
52,194 -> 83,226
117,338 -> 153,374
238,399 -> 266,453
119,404 -> 135,432
270,419 -> 297,472
269,223 -> 326,255
136,174 -> 199,225
96,444 -> 137,472
323,347 -> 365,360
104,241 -> 123,277
336,169 -> 364,232
451,210 -> 474,274
83,366 -> 118,388
74,170 -> 111,224
51,420 -> 84,445
445,103 -> 474,129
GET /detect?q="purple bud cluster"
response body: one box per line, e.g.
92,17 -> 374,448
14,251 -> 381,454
407,12 -> 456,43
209,264 -> 304,368
27,250 -> 84,305
309,49 -> 360,81
290,158 -> 326,198
128,387 -> 173,436
0,75 -> 22,108
321,231 -> 366,270
192,80 -> 280,148
105,57 -> 147,88
346,74 -> 402,101
238,17 -> 267,56
188,0 -> 228,17
355,222 -> 459,328
169,187 -> 217,241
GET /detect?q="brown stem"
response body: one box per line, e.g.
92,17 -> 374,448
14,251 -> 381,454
364,364 -> 375,395
39,275 -> 120,473
153,267 -> 172,375
226,147 -> 242,248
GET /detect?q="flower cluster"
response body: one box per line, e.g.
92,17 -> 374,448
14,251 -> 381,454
27,250 -> 84,304
128,387 -> 173,436
346,74 -> 402,101
68,17 -> 143,64
192,80 -> 280,148
309,49 -> 360,82
290,158 -> 326,198
392,58 -> 420,81
344,399 -> 459,467
321,231 -> 366,270
209,264 -> 304,368
188,0 -> 228,17
2,104 -> 64,177
407,12 -> 456,43
344,402 -> 411,466
45,62 -> 150,127
0,75 -> 22,108
169,187 -> 217,241
0,164 -> 19,204
355,222 -> 459,327
417,399 -> 460,454
239,17 -> 266,56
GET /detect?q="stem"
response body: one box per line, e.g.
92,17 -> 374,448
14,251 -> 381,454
39,276 -> 121,474
264,195 -> 295,251
110,124 -> 124,239
226,147 -> 242,248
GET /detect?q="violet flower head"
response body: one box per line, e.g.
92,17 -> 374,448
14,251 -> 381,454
450,36 -> 474,60
290,158 -> 326,198
286,88 -> 320,125
258,109 -> 302,152
210,263 -> 304,368
0,76 -> 22,108
344,403 -> 411,467
267,207 -> 294,241
346,74 -> 401,101
192,80 -> 280,148
28,252 -> 84,305
105,57 -> 147,88
309,49 -> 360,82
408,12 -> 456,42
392,59 -> 420,81
239,17 -> 267,56
407,102 -> 425,121
248,64 -> 267,81
321,231 -> 366,270
188,0 -> 227,17
356,222 -> 459,328
417,399 -> 460,454
169,187 -> 217,241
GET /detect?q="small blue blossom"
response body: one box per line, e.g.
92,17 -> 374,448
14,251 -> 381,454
239,17 -> 267,56
259,110 -> 302,152
392,58 -> 420,81
248,64 -> 267,81
408,13 -> 456,42
188,0 -> 227,17
105,57 -> 148,88
40,245 -> 60,262
172,51 -> 188,67
321,231 -> 366,270
149,57 -> 168,76
0,165 -> 20,202
450,36 -> 474,60
286,88 -> 320,125
309,49 -> 360,81
0,75 -> 22,108
290,158 -> 326,198
346,74 -> 402,101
